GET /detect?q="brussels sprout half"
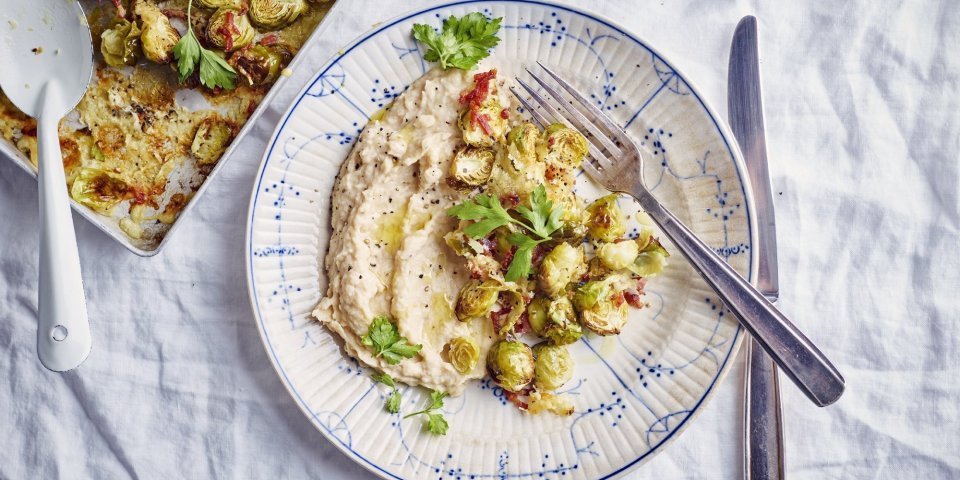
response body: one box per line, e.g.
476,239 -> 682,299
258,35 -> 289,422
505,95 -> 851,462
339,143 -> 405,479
100,19 -> 142,67
585,194 -> 627,243
537,242 -> 585,297
135,1 -> 180,64
459,101 -> 509,148
455,279 -> 500,321
540,123 -> 588,170
533,342 -> 573,391
486,340 -> 535,393
446,337 -> 480,374
448,146 -> 495,189
598,240 -> 640,271
542,297 -> 582,345
191,116 -> 234,165
207,8 -> 256,52
573,274 -> 632,336
233,44 -> 285,86
248,0 -> 308,31
196,0 -> 244,8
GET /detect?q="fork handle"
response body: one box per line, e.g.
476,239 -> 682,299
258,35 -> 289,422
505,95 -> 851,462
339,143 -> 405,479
630,187 -> 844,407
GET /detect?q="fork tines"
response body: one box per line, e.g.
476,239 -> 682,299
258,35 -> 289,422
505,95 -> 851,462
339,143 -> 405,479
510,62 -> 634,174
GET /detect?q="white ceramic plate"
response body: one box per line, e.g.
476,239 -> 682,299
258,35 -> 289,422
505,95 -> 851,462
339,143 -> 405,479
245,1 -> 757,478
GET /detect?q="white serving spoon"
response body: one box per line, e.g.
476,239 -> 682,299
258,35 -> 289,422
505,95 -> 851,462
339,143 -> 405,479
0,0 -> 94,371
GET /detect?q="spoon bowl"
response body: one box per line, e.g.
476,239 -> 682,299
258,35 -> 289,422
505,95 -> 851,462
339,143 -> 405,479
0,0 -> 95,371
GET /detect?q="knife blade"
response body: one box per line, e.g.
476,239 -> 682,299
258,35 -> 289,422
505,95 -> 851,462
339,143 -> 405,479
729,15 -> 785,480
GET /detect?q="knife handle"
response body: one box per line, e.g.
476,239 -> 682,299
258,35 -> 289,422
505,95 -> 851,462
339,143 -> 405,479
745,337 -> 784,479
632,188 -> 845,407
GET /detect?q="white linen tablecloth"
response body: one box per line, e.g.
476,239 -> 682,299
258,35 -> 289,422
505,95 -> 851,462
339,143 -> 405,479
1,1 -> 957,478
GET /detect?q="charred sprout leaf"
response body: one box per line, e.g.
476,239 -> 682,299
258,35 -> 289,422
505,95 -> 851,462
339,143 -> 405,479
373,372 -> 402,414
70,168 -> 129,215
495,287 -> 526,338
135,1 -> 180,64
173,0 -> 238,89
100,19 -> 141,67
403,390 -> 448,435
248,0 -> 308,31
412,13 -> 502,70
191,116 -> 234,165
361,315 -> 422,365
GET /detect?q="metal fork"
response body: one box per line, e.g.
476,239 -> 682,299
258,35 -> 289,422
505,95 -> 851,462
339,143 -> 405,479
512,63 -> 845,407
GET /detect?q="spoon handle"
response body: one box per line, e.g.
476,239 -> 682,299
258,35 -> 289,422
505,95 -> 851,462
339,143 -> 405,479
37,85 -> 91,371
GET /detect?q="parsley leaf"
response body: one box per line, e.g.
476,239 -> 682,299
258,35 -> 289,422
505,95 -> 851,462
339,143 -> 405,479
448,185 -> 565,282
361,315 -> 423,365
373,372 -> 402,414
173,0 -> 237,89
412,13 -> 502,70
403,389 -> 449,435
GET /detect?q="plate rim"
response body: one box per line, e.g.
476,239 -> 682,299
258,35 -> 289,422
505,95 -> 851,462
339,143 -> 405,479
244,1 -> 759,478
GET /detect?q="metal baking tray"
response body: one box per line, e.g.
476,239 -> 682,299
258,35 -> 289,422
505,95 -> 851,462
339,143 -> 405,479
0,0 -> 343,256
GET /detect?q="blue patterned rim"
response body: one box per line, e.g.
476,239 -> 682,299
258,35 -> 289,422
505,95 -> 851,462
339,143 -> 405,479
245,1 -> 756,478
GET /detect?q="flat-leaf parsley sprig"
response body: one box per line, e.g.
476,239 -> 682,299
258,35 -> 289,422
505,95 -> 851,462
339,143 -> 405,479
173,0 -> 238,89
361,315 -> 423,365
372,372 -> 402,414
412,13 -> 502,71
447,185 -> 565,281
403,390 -> 449,435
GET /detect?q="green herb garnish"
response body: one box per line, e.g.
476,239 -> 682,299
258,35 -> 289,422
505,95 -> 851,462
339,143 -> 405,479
361,315 -> 423,365
173,0 -> 237,89
403,390 -> 449,435
448,185 -> 564,282
372,372 -> 402,414
412,13 -> 502,71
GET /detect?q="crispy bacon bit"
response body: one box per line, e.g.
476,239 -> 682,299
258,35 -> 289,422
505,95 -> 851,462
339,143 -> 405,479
500,193 -> 520,209
218,11 -> 241,52
111,0 -> 126,18
611,291 -> 626,308
21,125 -> 37,137
476,113 -> 494,135
531,244 -> 548,269
490,304 -> 513,333
498,245 -> 517,270
548,136 -> 556,147
624,289 -> 644,308
500,108 -> 509,119
478,236 -> 496,255
161,8 -> 186,20
260,34 -> 280,46
459,69 -> 498,107
514,311 -> 531,335
504,391 -> 529,410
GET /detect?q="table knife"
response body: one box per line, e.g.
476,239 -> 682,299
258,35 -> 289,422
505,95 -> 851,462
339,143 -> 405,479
729,15 -> 785,480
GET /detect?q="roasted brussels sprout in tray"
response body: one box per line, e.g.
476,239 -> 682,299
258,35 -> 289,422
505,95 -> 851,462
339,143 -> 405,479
0,0 -> 337,254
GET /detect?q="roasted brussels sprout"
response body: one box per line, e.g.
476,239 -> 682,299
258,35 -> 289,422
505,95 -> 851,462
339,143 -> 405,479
494,287 -> 526,338
627,236 -> 670,277
526,297 -> 550,337
537,243 -> 585,297
486,340 -> 535,393
459,103 -> 508,148
533,343 -> 573,391
233,45 -> 284,86
455,280 -> 500,321
505,122 -> 541,169
70,168 -> 130,215
542,297 -> 582,345
574,275 -> 631,335
207,8 -> 255,52
598,240 -> 640,271
540,123 -> 588,170
446,337 -> 480,374
585,194 -> 626,243
191,116 -> 234,165
448,146 -> 495,188
196,0 -> 243,8
527,391 -> 574,416
135,1 -> 180,64
100,19 -> 141,67
248,0 -> 308,31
